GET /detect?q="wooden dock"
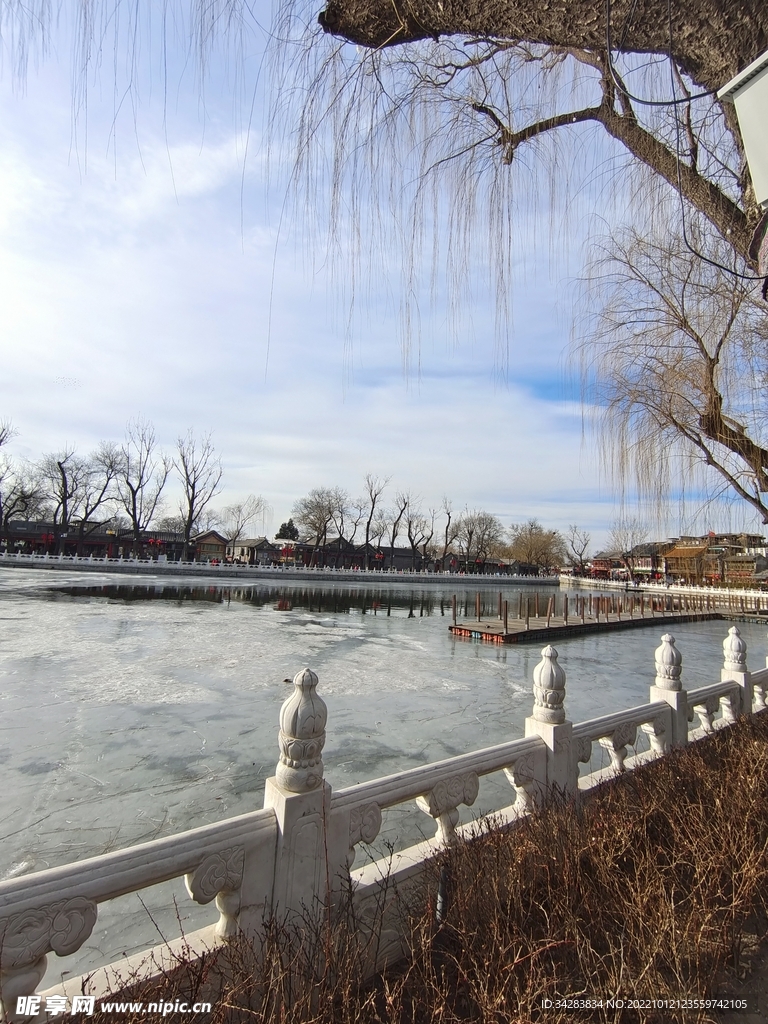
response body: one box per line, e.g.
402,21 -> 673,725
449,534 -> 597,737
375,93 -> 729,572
447,590 -> 733,644
449,611 -> 724,644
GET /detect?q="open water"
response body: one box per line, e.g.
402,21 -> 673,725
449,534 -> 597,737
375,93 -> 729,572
1,567 -> 765,986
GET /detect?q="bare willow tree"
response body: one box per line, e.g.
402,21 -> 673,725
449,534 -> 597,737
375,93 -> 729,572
270,1 -> 765,345
578,226 -> 768,522
270,0 -> 768,519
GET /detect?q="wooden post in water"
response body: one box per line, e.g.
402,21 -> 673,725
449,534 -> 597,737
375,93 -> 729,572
476,592 -> 481,621
518,593 -> 523,620
535,592 -> 540,617
564,595 -> 568,625
581,596 -> 585,624
452,595 -> 457,624
546,596 -> 553,627
503,600 -> 508,634
498,592 -> 503,619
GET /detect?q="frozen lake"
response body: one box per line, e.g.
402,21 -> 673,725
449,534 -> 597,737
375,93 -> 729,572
1,566 -> 764,984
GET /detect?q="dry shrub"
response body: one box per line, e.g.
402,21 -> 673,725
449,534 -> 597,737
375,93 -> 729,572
76,712 -> 768,1023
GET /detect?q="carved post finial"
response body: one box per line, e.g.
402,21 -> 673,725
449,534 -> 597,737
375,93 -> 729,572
723,625 -> 748,673
654,633 -> 682,691
532,645 -> 566,724
275,668 -> 327,793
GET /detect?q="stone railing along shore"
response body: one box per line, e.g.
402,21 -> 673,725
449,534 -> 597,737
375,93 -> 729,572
0,550 -> 554,586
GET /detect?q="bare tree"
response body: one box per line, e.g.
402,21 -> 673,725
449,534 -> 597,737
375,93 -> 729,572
474,512 -> 506,570
405,498 -> 429,570
292,486 -> 337,565
439,497 -> 460,571
370,506 -> 389,558
0,458 -> 46,541
221,495 -> 269,558
73,443 -> 122,554
458,509 -> 505,572
117,419 -> 171,555
363,474 -> 389,569
38,448 -> 88,553
301,1 -> 763,273
386,492 -> 410,568
579,227 -> 768,523
565,525 -> 592,576
175,430 -> 224,560
608,516 -> 649,582
457,509 -> 480,570
507,519 -> 567,571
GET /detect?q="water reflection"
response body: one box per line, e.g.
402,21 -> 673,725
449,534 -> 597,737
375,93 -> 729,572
51,581 -> 554,619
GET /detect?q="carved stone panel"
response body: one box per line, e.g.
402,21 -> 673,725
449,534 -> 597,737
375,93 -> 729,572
417,772 -> 479,819
573,737 -> 592,765
350,802 -> 382,847
1,897 -> 98,969
347,802 -> 382,869
185,847 -> 245,905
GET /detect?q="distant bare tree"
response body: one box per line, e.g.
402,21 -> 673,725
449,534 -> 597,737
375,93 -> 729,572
292,486 -> 337,565
474,512 -> 505,569
175,430 -> 223,559
405,499 -> 428,570
608,516 -> 649,582
73,443 -> 122,554
155,514 -> 187,534
457,508 -> 479,568
458,509 -> 505,571
386,492 -> 410,569
346,497 -> 368,546
439,497 -> 460,570
221,495 -> 270,556
38,448 -> 88,553
363,473 -> 389,569
0,458 -> 45,538
565,525 -> 591,576
117,419 -> 171,555
370,507 -> 389,554
507,519 -> 567,571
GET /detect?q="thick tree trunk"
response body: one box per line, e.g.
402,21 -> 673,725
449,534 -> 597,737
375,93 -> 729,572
319,0 -> 767,92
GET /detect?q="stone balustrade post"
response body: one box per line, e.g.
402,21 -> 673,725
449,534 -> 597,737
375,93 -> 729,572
722,626 -> 752,715
262,668 -> 337,923
649,634 -> 688,746
524,645 -> 575,798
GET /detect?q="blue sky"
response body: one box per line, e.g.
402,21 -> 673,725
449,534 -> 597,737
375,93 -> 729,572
0,5 -> 749,550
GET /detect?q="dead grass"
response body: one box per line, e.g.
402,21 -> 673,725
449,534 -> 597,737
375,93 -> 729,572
74,712 -> 768,1023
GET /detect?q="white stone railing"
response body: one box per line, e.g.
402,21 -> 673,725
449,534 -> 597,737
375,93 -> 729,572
0,628 -> 765,1020
0,550 -> 550,583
